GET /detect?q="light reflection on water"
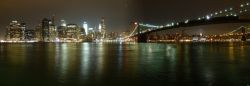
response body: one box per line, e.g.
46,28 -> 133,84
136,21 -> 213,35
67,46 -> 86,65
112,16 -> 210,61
1,42 -> 250,86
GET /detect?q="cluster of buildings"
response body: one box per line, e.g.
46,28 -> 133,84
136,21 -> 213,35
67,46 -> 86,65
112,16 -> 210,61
4,17 -> 114,42
143,32 -> 250,42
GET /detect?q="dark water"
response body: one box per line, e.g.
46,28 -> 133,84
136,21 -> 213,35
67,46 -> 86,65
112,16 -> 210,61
1,42 -> 250,86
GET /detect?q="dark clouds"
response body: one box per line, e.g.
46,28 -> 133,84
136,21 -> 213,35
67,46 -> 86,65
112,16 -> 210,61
0,0 -> 249,39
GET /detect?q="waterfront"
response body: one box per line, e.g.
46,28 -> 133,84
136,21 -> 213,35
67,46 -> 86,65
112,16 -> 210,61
1,42 -> 250,86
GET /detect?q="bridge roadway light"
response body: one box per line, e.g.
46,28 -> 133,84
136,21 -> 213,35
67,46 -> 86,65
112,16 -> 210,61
167,24 -> 171,27
176,23 -> 179,25
198,17 -> 201,20
215,12 -> 218,15
247,3 -> 249,6
230,8 -> 233,10
171,22 -> 174,26
241,4 -> 244,7
134,22 -> 138,25
220,11 -> 223,13
206,15 -> 210,20
185,20 -> 189,24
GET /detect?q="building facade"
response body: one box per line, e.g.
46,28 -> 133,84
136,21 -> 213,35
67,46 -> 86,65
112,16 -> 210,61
5,21 -> 26,41
41,18 -> 57,42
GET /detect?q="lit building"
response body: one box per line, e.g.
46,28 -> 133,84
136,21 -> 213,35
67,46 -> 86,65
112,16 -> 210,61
41,18 -> 57,42
5,21 -> 26,41
101,17 -> 106,38
107,32 -> 119,39
57,26 -> 67,40
61,20 -> 66,27
83,22 -> 88,35
57,19 -> 67,40
63,24 -> 81,42
95,17 -> 107,40
58,20 -> 84,42
89,28 -> 94,33
25,29 -> 35,41
34,25 -> 43,42
98,24 -> 102,32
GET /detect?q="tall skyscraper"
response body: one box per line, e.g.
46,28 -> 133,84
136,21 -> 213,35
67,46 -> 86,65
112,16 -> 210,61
65,24 -> 81,41
51,15 -> 56,25
98,24 -> 102,32
41,18 -> 57,42
100,17 -> 106,38
83,22 -> 88,35
5,21 -> 26,41
42,18 -> 50,41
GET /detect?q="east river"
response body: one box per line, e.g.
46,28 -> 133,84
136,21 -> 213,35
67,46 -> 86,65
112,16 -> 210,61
1,42 -> 250,86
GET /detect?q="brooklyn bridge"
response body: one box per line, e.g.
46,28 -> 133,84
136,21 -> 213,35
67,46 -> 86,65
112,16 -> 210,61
125,2 -> 250,42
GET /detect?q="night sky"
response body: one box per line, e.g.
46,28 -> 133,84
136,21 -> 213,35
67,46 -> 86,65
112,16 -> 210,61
0,0 -> 249,39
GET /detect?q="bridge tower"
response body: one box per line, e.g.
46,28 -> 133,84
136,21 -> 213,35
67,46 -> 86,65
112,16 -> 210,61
241,27 -> 247,41
137,25 -> 147,42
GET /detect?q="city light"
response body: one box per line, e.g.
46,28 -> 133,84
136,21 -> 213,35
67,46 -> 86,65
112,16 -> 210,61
215,12 -> 218,15
230,8 -> 233,10
134,22 -> 138,25
83,22 -> 88,35
206,15 -> 210,20
241,4 -> 244,7
220,11 -> 223,13
0,40 -> 5,43
185,19 -> 189,24
61,20 -> 66,26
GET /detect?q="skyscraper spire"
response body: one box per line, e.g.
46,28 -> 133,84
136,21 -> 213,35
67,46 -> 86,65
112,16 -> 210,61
51,14 -> 56,25
100,17 -> 106,38
83,22 -> 88,35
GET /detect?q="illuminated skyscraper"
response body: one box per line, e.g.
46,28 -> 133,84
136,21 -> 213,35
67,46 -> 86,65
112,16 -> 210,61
51,15 -> 56,25
100,17 -> 106,38
98,24 -> 102,32
41,18 -> 50,41
41,18 -> 57,42
58,20 -> 67,41
83,22 -> 88,35
5,21 -> 26,41
64,24 -> 81,42
61,20 -> 66,27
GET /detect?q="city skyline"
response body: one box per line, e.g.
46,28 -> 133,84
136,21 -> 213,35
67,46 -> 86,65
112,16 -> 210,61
0,0 -> 249,40
2,17 -> 115,42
